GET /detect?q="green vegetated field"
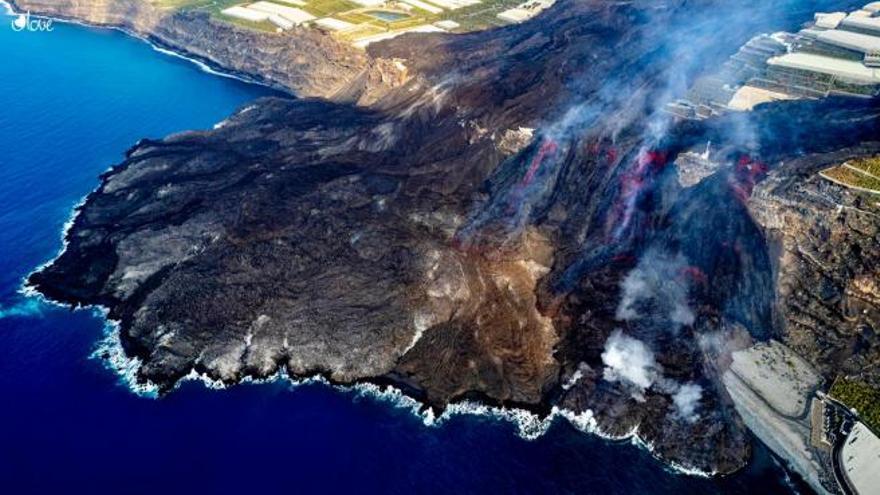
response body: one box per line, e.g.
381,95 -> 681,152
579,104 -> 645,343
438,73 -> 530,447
311,0 -> 524,32
153,0 -> 293,31
850,156 -> 880,178
830,377 -> 880,433
151,0 -> 238,11
821,156 -> 880,194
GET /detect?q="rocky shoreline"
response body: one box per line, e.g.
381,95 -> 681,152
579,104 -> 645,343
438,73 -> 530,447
7,0 -> 409,103
18,0 -> 880,486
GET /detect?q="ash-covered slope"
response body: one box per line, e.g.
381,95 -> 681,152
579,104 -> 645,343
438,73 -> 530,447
30,0 -> 880,477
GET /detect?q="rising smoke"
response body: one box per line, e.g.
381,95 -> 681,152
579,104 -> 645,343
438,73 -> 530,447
601,329 -> 704,422
672,382 -> 704,423
456,0 -> 864,426
457,1 -> 859,255
616,248 -> 695,330
601,329 -> 659,401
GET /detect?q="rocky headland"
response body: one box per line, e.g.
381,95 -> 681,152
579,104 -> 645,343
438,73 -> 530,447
20,0 -> 880,487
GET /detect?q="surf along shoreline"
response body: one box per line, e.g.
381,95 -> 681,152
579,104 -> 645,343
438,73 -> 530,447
1,0 -> 291,94
3,0 -> 782,482
17,188 -> 721,479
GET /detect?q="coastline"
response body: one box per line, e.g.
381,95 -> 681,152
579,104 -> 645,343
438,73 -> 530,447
91,310 -> 722,479
1,2 -> 805,485
0,0 -> 289,95
13,189 -> 718,480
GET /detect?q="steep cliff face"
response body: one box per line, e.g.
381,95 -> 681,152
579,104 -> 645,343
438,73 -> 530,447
25,0 -> 880,478
10,0 -> 406,103
750,146 -> 880,387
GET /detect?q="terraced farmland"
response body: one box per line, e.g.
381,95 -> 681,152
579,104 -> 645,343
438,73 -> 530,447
820,156 -> 880,194
151,0 -> 554,45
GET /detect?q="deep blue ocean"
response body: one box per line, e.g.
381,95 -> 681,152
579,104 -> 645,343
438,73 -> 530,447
0,13 -> 809,495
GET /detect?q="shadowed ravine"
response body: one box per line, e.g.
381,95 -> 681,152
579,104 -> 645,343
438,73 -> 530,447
27,0 -> 879,481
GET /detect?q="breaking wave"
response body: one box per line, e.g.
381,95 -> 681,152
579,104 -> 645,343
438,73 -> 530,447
19,194 -> 89,299
86,317 -> 716,478
148,44 -> 261,88
21,174 -> 717,480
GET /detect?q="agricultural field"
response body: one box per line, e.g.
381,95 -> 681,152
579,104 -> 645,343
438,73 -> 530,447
150,0 -> 240,12
820,156 -> 880,194
849,156 -> 880,178
150,0 -> 281,31
150,0 -> 552,45
830,377 -> 880,433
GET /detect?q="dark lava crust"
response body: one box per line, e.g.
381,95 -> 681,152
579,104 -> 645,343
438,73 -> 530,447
30,0 -> 880,476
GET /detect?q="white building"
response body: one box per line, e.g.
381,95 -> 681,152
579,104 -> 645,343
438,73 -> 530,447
497,0 -> 555,24
814,12 -> 847,30
221,5 -> 271,23
349,0 -> 386,6
816,29 -> 880,54
400,0 -> 444,15
248,1 -> 316,25
863,2 -> 880,13
768,52 -> 880,84
842,12 -> 880,35
840,422 -> 880,495
268,14 -> 295,30
425,0 -> 480,10
314,18 -> 356,31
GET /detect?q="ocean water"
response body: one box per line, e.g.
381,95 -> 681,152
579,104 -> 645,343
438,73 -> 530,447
0,14 -> 810,495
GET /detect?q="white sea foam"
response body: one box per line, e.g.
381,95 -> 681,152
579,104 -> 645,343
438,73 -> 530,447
148,44 -> 258,87
57,305 -> 718,479
342,382 -> 714,477
0,297 -> 45,319
342,382 -> 716,477
630,432 -> 717,478
92,318 -> 160,397
19,194 -> 89,298
7,4 -> 717,477
82,314 -> 720,479
12,0 -> 274,304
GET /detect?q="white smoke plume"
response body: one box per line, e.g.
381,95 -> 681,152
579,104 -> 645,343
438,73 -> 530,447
672,382 -> 704,423
601,330 -> 704,422
601,329 -> 659,401
616,248 -> 695,329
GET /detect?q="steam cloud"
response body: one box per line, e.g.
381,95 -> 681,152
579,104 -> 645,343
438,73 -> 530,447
601,330 -> 703,422
672,382 -> 704,423
616,248 -> 695,329
601,329 -> 659,401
